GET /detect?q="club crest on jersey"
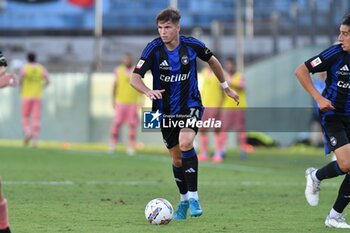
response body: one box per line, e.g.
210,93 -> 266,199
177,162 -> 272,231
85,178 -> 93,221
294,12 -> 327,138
181,55 -> 189,65
330,136 -> 337,146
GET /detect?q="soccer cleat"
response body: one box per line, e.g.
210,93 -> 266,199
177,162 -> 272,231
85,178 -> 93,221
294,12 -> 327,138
325,214 -> 350,228
23,135 -> 32,147
189,198 -> 202,217
198,153 -> 209,162
305,167 -> 320,206
173,201 -> 189,220
212,154 -> 223,163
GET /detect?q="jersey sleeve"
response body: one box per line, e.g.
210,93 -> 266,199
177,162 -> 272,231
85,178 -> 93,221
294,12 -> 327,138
0,51 -> 8,67
184,37 -> 214,62
133,41 -> 157,78
304,44 -> 343,74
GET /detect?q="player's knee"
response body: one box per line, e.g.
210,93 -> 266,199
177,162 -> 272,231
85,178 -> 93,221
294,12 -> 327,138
337,160 -> 350,173
179,140 -> 193,151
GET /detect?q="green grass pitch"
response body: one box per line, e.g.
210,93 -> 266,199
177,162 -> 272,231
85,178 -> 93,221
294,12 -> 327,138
0,145 -> 344,233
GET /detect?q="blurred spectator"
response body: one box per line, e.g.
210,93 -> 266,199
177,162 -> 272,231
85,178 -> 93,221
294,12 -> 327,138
198,64 -> 224,162
109,53 -> 142,155
19,52 -> 49,148
217,57 -> 254,162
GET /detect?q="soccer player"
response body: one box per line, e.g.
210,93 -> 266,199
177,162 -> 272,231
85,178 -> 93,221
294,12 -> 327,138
131,8 -> 239,220
109,53 -> 142,155
295,14 -> 350,228
19,52 -> 49,147
216,57 -> 252,162
0,177 -> 11,233
198,64 -> 225,162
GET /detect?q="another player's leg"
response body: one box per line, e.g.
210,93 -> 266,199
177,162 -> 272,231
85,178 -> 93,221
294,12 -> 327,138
0,178 -> 11,233
31,99 -> 42,148
198,131 -> 209,161
169,145 -> 189,220
22,99 -> 32,146
109,104 -> 124,153
325,174 -> 350,228
179,129 -> 202,217
305,130 -> 348,207
212,131 -> 226,163
126,105 -> 138,156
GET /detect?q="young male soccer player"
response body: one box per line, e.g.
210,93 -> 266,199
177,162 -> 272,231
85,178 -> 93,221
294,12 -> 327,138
295,14 -> 350,228
131,8 -> 239,220
109,53 -> 142,155
19,52 -> 49,147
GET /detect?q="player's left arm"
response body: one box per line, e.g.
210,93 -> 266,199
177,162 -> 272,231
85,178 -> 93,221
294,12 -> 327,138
207,56 -> 240,105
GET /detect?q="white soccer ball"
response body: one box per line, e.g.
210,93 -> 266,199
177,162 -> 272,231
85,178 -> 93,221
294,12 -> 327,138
145,198 -> 173,225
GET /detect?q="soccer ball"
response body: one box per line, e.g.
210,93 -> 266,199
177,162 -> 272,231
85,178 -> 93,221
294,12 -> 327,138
145,198 -> 173,225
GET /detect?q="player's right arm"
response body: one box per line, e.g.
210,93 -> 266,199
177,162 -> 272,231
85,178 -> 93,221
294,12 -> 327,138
131,39 -> 165,100
295,44 -> 341,112
130,73 -> 164,100
295,63 -> 334,112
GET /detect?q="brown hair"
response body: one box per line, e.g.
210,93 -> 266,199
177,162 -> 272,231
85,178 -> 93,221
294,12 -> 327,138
156,8 -> 181,24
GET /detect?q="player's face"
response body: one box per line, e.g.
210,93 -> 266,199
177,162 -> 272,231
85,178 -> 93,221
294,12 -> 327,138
157,21 -> 180,45
225,61 -> 235,73
123,55 -> 132,68
338,25 -> 350,52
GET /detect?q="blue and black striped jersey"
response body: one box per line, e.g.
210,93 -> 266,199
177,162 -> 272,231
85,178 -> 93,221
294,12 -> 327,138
133,36 -> 214,115
305,44 -> 350,115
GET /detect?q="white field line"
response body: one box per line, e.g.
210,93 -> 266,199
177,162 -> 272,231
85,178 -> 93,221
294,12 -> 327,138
63,150 -> 274,173
3,180 -> 339,188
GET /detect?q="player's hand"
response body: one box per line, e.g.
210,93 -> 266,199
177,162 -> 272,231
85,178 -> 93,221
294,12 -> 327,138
0,73 -> 17,88
316,96 -> 335,112
146,89 -> 165,100
224,88 -> 240,106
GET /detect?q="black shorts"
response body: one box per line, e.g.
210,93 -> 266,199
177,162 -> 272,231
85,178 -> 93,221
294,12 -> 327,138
320,114 -> 350,154
161,107 -> 203,149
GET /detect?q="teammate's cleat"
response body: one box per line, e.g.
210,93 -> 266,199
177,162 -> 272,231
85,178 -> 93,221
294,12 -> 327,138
212,154 -> 223,163
189,198 -> 202,217
305,167 -> 320,206
198,153 -> 209,162
23,135 -> 31,147
325,214 -> 350,228
173,200 -> 189,220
